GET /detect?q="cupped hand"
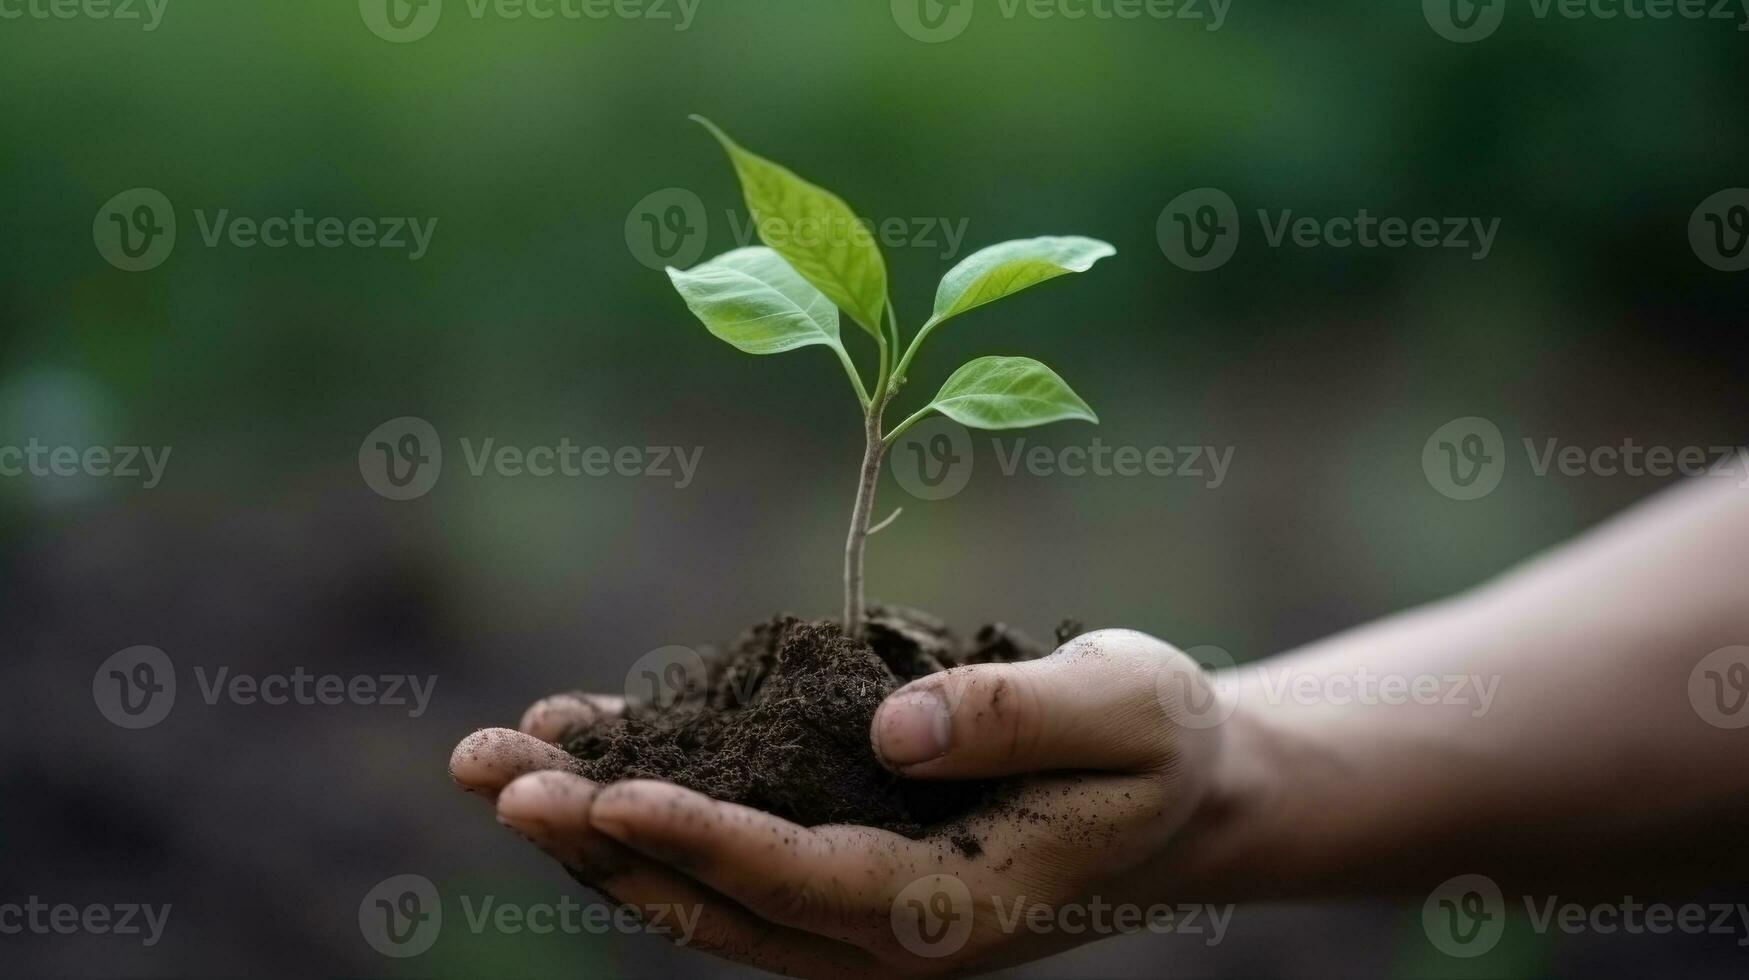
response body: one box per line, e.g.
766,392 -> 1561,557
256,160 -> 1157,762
449,630 -> 1232,978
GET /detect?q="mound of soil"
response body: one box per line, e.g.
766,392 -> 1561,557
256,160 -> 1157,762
564,608 -> 1067,837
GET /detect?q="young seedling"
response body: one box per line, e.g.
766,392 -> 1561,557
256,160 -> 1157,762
666,116 -> 1114,638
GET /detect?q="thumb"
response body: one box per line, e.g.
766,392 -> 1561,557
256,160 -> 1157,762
870,628 -> 1225,779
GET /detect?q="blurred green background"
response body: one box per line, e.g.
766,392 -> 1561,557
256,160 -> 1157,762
2,1 -> 1746,977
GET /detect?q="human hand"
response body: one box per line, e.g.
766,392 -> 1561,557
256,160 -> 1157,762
449,629 -> 1237,977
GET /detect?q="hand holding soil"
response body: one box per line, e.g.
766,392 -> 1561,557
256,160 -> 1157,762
451,628 -> 1228,976
452,479 -> 1749,977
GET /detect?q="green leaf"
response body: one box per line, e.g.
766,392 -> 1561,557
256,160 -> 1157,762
931,236 -> 1115,326
666,247 -> 843,355
927,356 -> 1098,430
691,116 -> 888,341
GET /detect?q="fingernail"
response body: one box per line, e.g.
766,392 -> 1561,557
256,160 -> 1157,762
876,689 -> 951,767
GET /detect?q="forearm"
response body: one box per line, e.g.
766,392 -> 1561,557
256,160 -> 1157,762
1171,479 -> 1749,901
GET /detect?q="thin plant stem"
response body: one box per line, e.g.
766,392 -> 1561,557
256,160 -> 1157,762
844,295 -> 906,635
882,405 -> 936,447
843,386 -> 893,635
834,345 -> 871,409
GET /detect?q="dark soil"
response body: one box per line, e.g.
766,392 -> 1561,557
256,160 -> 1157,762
564,607 -> 1067,838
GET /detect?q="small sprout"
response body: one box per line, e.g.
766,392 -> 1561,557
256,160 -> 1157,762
866,508 -> 904,536
665,117 -> 1114,637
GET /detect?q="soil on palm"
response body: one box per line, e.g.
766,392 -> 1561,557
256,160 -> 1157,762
563,607 -> 1058,837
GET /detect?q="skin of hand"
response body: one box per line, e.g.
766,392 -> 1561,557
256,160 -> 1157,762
449,630 -> 1240,978
449,482 -> 1749,976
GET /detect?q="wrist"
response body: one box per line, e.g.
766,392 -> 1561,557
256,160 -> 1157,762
1160,593 -> 1500,902
1150,688 -> 1311,903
